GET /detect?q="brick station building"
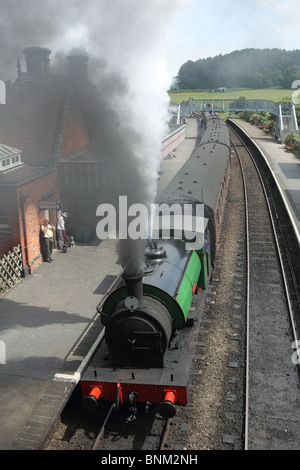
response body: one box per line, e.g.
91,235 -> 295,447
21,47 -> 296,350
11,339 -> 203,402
0,47 -> 92,275
0,46 -> 185,278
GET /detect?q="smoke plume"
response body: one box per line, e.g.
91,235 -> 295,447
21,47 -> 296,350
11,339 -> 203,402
0,0 -> 190,273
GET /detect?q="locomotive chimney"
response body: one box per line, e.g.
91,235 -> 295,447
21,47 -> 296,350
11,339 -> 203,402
22,47 -> 51,81
122,269 -> 145,309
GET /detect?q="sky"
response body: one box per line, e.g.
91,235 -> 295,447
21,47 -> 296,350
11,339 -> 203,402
0,0 -> 299,85
166,0 -> 300,81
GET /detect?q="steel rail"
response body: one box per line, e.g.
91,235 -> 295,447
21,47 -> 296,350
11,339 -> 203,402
229,136 -> 250,451
91,403 -> 117,450
159,418 -> 172,450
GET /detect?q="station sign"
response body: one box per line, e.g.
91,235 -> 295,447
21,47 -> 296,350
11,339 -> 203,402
39,200 -> 61,210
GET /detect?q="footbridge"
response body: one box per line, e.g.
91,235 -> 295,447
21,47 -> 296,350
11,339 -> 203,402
169,99 -> 298,143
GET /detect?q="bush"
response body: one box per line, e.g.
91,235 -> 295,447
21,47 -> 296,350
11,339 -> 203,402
284,133 -> 300,158
249,114 -> 261,125
285,132 -> 296,147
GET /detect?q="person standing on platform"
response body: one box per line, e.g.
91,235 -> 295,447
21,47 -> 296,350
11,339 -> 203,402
56,212 -> 68,251
40,219 -> 55,263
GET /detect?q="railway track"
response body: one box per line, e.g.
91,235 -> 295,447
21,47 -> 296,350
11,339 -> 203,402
91,404 -> 173,451
45,374 -> 177,450
229,124 -> 300,449
45,119 -> 300,451
179,121 -> 300,450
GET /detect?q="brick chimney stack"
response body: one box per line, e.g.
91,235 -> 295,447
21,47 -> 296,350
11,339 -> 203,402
22,47 -> 51,81
67,55 -> 89,85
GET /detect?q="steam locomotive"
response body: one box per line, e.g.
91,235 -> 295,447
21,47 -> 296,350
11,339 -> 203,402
80,113 -> 231,418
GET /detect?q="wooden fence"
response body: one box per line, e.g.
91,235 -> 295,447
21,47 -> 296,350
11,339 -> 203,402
0,245 -> 23,294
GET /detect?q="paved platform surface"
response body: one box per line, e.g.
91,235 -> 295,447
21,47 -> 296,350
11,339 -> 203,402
157,118 -> 198,196
230,118 -> 300,245
0,239 -> 121,449
0,119 -> 198,450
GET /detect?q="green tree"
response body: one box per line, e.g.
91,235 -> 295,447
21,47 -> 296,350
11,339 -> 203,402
177,48 -> 300,90
272,69 -> 283,86
262,68 -> 274,88
282,65 -> 300,89
251,72 -> 264,88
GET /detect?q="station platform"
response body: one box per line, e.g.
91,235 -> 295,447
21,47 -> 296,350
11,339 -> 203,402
0,119 -> 199,450
157,117 -> 198,196
229,118 -> 300,247
0,239 -> 121,450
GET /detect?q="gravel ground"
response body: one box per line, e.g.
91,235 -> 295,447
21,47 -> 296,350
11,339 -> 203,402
166,146 -> 247,450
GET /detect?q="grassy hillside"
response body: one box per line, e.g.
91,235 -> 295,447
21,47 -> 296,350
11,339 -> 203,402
169,88 -> 294,104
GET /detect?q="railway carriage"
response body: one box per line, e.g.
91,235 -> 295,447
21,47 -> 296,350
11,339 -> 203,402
80,113 -> 231,418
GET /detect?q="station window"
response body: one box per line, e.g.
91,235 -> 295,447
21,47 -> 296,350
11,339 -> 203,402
0,154 -> 21,171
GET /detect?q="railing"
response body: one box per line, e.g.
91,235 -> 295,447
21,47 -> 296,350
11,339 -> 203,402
170,98 -> 295,117
0,244 -> 23,294
161,124 -> 186,159
169,99 -> 298,142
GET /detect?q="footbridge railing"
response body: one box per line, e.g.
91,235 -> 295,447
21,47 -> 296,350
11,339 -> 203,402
169,99 -> 298,143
